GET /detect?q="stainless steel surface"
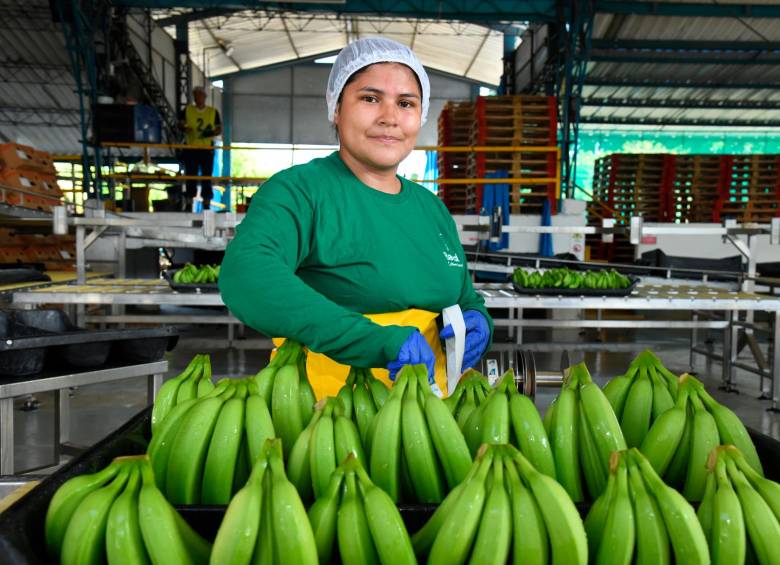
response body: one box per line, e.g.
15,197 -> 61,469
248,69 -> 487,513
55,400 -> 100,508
0,361 -> 167,474
476,283 -> 780,311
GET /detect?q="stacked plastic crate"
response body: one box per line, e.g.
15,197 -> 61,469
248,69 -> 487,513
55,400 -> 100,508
0,143 -> 64,213
437,101 -> 475,213
467,95 -> 558,214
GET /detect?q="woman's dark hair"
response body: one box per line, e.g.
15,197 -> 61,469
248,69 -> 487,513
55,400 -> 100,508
334,62 -> 423,139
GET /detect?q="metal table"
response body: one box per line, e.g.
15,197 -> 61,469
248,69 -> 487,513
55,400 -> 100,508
477,282 -> 780,408
0,360 -> 167,474
10,278 -> 269,348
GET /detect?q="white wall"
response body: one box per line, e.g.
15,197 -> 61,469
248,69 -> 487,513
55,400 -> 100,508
227,63 -> 473,145
126,11 -> 222,112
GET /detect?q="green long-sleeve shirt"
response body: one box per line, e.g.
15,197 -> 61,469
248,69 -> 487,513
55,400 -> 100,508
219,151 -> 492,368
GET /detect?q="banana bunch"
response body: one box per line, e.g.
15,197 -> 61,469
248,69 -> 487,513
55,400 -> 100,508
412,443 -> 587,565
255,339 -> 316,459
697,445 -> 780,565
585,448 -> 709,565
148,376 -> 275,505
336,367 -> 389,445
210,438 -> 319,565
45,455 -> 211,565
151,354 -> 215,433
287,396 -> 366,503
443,369 -> 493,429
306,453 -> 416,565
460,370 -> 556,480
545,362 -> 627,501
172,263 -> 220,284
370,364 -> 472,503
639,374 -> 763,501
603,349 -> 679,448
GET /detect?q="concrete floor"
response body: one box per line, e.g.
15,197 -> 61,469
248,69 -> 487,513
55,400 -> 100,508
8,325 -> 780,474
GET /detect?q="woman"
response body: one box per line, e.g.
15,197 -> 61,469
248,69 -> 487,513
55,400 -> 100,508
220,37 -> 492,398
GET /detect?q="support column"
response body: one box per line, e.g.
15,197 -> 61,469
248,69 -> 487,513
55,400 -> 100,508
222,79 -> 233,211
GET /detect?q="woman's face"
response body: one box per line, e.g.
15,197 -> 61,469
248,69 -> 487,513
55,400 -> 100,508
334,62 -> 422,172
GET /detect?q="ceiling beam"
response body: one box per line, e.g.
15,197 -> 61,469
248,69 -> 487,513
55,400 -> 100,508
154,8 -> 236,27
580,115 -> 780,127
130,1 -> 558,22
591,54 -> 780,65
595,1 -> 780,18
591,39 -> 780,52
585,78 -> 780,90
583,97 -> 780,110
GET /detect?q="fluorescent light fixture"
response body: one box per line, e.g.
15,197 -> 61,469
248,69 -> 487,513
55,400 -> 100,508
315,55 -> 338,64
212,79 -> 224,89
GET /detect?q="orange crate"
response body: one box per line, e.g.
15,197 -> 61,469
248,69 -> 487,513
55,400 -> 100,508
0,143 -> 55,175
0,170 -> 61,197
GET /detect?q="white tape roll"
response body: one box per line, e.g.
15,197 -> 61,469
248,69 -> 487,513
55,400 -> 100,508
442,304 -> 466,396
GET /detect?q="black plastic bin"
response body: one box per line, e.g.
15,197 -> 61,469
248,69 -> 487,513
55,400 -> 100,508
1,407 -> 779,564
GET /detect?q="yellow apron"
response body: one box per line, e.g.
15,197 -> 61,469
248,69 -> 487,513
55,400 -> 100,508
273,308 -> 446,399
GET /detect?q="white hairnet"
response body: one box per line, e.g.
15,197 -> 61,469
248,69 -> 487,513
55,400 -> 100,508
326,37 -> 430,125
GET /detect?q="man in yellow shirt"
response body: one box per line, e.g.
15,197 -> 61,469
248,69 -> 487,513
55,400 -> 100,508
179,85 -> 222,210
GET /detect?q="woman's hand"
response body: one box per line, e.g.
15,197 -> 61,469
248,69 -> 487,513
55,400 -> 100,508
440,310 -> 490,370
387,330 -> 435,382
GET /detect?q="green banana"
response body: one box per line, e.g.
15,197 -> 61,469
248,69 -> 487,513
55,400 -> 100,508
244,393 -> 275,465
621,367 -> 653,448
310,400 -> 337,499
166,388 -> 234,504
201,395 -> 245,504
480,390 -> 510,445
596,457 -> 635,565
298,362 -> 316,426
468,457 -> 512,565
698,387 -> 763,476
456,388 -> 478,430
711,457 -> 746,565
286,409 -> 323,503
631,448 -> 709,565
664,395 -> 694,489
427,450 -> 493,565
45,460 -> 121,557
253,469 -> 275,565
254,366 -> 277,405
579,405 -> 608,500
513,447 -> 588,565
683,393 -> 720,502
423,381 -> 473,490
355,462 -> 416,565
603,375 -> 633,421
579,376 -> 627,472
353,376 -> 378,443
106,463 -> 149,565
61,465 -> 131,565
411,479 -> 466,556
334,414 -> 367,469
639,388 -> 688,476
337,372 -> 355,419
271,363 -> 303,459
267,439 -> 319,564
370,368 -> 408,502
505,457 -> 548,565
308,468 -> 344,564
209,461 -> 264,565
138,457 -> 208,565
550,382 -> 584,502
648,366 -> 675,421
584,466 -> 616,562
367,372 -> 389,409
698,471 -> 717,543
508,392 -> 556,479
628,459 -> 671,565
338,471 -> 379,565
727,445 -> 780,520
151,355 -> 202,433
402,372 -> 445,503
727,458 -> 780,565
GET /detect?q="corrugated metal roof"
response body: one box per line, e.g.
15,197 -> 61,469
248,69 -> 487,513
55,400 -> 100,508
158,11 -> 506,85
0,0 -> 82,153
584,3 -> 780,127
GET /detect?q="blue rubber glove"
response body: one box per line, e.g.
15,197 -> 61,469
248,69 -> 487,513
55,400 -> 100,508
439,310 -> 490,371
387,330 -> 435,382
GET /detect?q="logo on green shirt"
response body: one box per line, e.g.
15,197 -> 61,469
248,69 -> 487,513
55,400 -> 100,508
439,232 -> 464,268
